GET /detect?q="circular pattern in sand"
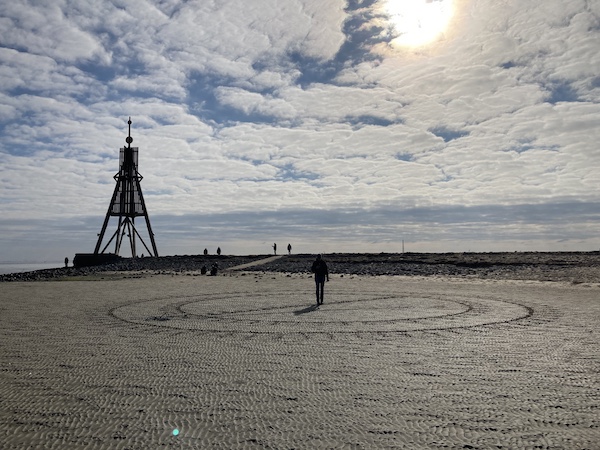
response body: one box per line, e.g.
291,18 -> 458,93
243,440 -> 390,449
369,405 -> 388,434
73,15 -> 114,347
112,288 -> 531,333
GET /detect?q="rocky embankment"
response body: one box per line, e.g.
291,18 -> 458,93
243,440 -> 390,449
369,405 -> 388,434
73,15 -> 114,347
0,255 -> 266,282
247,252 -> 600,284
2,252 -> 600,284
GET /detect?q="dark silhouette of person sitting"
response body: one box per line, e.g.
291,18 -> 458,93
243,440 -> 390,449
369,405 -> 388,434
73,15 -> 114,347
210,263 -> 218,276
311,254 -> 329,305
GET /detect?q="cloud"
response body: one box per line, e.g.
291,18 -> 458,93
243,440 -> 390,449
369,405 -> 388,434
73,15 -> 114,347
0,2 -> 109,63
1,0 -> 599,261
3,200 -> 598,262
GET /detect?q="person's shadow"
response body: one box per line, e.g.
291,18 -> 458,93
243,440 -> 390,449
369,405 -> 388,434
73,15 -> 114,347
294,304 -> 319,315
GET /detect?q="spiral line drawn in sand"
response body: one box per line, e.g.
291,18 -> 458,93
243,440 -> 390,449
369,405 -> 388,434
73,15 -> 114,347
112,288 -> 532,334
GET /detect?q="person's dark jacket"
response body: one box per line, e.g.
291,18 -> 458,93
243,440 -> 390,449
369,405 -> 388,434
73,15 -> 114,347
311,259 -> 329,280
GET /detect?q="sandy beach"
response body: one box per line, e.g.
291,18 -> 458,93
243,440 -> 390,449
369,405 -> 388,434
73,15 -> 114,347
1,258 -> 599,449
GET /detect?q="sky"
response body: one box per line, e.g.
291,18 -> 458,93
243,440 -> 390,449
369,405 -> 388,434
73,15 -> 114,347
1,0 -> 600,262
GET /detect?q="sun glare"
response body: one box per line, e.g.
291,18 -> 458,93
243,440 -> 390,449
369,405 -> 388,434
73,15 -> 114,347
385,0 -> 455,48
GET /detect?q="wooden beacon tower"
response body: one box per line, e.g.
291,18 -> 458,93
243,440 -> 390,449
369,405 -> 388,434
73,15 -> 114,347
93,118 -> 158,259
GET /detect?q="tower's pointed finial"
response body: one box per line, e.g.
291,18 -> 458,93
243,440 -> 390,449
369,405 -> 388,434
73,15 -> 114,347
126,117 -> 133,145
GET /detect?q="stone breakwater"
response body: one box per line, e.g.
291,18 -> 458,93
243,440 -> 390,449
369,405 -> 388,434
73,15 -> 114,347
247,252 -> 600,284
0,255 -> 266,282
2,252 -> 600,283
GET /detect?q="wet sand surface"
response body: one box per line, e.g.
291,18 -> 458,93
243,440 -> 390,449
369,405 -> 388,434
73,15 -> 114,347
1,272 -> 598,449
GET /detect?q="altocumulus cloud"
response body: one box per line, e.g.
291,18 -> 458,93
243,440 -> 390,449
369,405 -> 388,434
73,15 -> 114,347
1,0 -> 599,261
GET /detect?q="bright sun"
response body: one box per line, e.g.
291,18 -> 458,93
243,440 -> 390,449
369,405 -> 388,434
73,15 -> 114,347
385,0 -> 455,48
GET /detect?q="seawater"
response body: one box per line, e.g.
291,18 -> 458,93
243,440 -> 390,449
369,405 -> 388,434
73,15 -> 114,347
0,263 -> 63,275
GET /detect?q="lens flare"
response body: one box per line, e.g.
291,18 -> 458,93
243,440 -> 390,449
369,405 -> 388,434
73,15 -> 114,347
386,0 -> 455,48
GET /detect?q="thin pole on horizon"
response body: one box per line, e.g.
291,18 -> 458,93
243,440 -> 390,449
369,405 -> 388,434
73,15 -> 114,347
402,240 -> 404,253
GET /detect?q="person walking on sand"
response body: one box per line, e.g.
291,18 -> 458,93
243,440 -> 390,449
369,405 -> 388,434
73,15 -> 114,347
311,254 -> 329,305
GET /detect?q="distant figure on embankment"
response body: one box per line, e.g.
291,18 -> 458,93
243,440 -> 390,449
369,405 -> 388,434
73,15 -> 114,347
311,254 -> 329,306
287,243 -> 292,255
273,243 -> 277,255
